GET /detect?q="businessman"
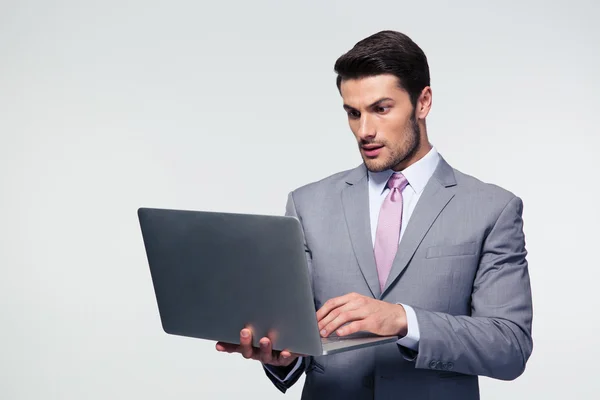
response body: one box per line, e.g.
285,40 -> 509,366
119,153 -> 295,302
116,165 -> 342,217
216,30 -> 533,399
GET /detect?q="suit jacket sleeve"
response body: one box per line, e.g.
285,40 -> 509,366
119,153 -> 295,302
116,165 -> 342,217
399,196 -> 533,380
261,192 -> 312,392
263,357 -> 307,393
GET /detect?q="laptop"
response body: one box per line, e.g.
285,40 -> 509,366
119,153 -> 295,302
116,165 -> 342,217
137,207 -> 398,356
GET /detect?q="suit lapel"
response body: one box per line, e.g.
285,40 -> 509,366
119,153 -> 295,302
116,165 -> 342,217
381,156 -> 457,296
341,165 -> 381,298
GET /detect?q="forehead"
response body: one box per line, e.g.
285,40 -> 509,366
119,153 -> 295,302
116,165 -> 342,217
340,74 -> 409,107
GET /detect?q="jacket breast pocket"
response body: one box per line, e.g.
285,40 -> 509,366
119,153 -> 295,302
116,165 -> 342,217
425,242 -> 478,259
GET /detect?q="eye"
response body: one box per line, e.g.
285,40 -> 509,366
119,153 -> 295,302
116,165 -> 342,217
347,110 -> 360,119
375,106 -> 391,114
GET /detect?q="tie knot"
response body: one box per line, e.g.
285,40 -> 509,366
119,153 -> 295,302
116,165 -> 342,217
387,173 -> 408,191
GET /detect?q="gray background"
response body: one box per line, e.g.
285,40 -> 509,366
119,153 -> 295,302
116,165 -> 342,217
1,0 -> 598,398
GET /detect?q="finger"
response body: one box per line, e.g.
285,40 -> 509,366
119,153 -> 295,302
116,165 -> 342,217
317,300 -> 362,332
280,350 -> 293,359
316,292 -> 357,322
335,320 -> 365,337
282,350 -> 306,359
240,329 -> 255,359
216,342 -> 240,353
276,350 -> 294,366
316,294 -> 348,322
319,296 -> 369,335
272,348 -> 302,367
322,309 -> 366,337
258,338 -> 274,364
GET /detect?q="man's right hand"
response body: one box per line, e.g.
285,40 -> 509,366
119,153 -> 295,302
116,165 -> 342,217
216,328 -> 300,368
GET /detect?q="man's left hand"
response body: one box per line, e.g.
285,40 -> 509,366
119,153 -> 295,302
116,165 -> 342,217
316,292 -> 408,338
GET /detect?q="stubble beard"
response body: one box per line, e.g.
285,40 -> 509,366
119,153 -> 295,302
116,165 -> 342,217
362,114 -> 421,173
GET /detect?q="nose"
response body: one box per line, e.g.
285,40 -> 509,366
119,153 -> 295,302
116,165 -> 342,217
357,114 -> 376,141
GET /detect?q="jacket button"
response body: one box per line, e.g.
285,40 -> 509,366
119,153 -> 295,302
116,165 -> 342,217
447,362 -> 454,370
440,362 -> 448,370
429,361 -> 438,369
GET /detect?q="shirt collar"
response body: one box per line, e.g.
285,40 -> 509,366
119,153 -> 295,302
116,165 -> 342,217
368,146 -> 441,195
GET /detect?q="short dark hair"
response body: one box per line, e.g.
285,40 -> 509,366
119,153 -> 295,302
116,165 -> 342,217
334,30 -> 430,107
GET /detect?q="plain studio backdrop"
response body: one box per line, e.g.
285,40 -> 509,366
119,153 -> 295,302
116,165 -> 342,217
1,0 -> 599,398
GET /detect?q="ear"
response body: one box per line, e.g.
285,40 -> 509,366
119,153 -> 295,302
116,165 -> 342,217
416,87 -> 432,119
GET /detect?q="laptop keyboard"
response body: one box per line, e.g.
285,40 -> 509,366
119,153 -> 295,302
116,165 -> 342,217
322,335 -> 344,343
322,331 -> 379,344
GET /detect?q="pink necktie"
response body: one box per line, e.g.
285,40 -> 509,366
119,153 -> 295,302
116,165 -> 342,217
374,173 -> 409,291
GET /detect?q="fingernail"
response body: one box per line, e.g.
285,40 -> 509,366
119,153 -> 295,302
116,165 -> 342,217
260,340 -> 267,347
282,354 -> 289,359
320,329 -> 326,336
241,330 -> 249,338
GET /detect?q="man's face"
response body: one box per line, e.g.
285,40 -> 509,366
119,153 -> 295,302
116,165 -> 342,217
340,74 -> 421,172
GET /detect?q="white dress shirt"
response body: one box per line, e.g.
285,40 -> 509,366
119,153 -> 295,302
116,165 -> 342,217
368,146 -> 440,351
268,147 -> 441,382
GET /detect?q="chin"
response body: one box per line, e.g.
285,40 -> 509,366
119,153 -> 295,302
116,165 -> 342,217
363,158 -> 390,173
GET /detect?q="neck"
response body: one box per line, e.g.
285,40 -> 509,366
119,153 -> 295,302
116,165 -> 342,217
392,124 -> 432,171
392,142 -> 432,171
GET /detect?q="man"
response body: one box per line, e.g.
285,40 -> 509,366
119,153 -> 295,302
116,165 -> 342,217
216,30 -> 533,399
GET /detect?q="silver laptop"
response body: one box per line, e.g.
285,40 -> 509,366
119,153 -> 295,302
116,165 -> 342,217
137,207 -> 398,356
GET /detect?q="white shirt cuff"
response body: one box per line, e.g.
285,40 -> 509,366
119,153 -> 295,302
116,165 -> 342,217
395,304 -> 420,351
264,356 -> 304,383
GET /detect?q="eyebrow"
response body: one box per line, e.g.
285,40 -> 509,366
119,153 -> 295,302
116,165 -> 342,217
343,97 -> 395,111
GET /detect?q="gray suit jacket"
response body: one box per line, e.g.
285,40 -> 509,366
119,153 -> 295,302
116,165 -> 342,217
265,156 -> 533,399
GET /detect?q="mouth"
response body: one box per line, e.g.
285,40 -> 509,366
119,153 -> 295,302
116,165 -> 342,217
361,144 -> 384,158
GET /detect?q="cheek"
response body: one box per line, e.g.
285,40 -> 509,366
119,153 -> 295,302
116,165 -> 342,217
348,121 -> 360,139
387,108 -> 412,129
388,118 -> 412,141
378,121 -> 401,143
